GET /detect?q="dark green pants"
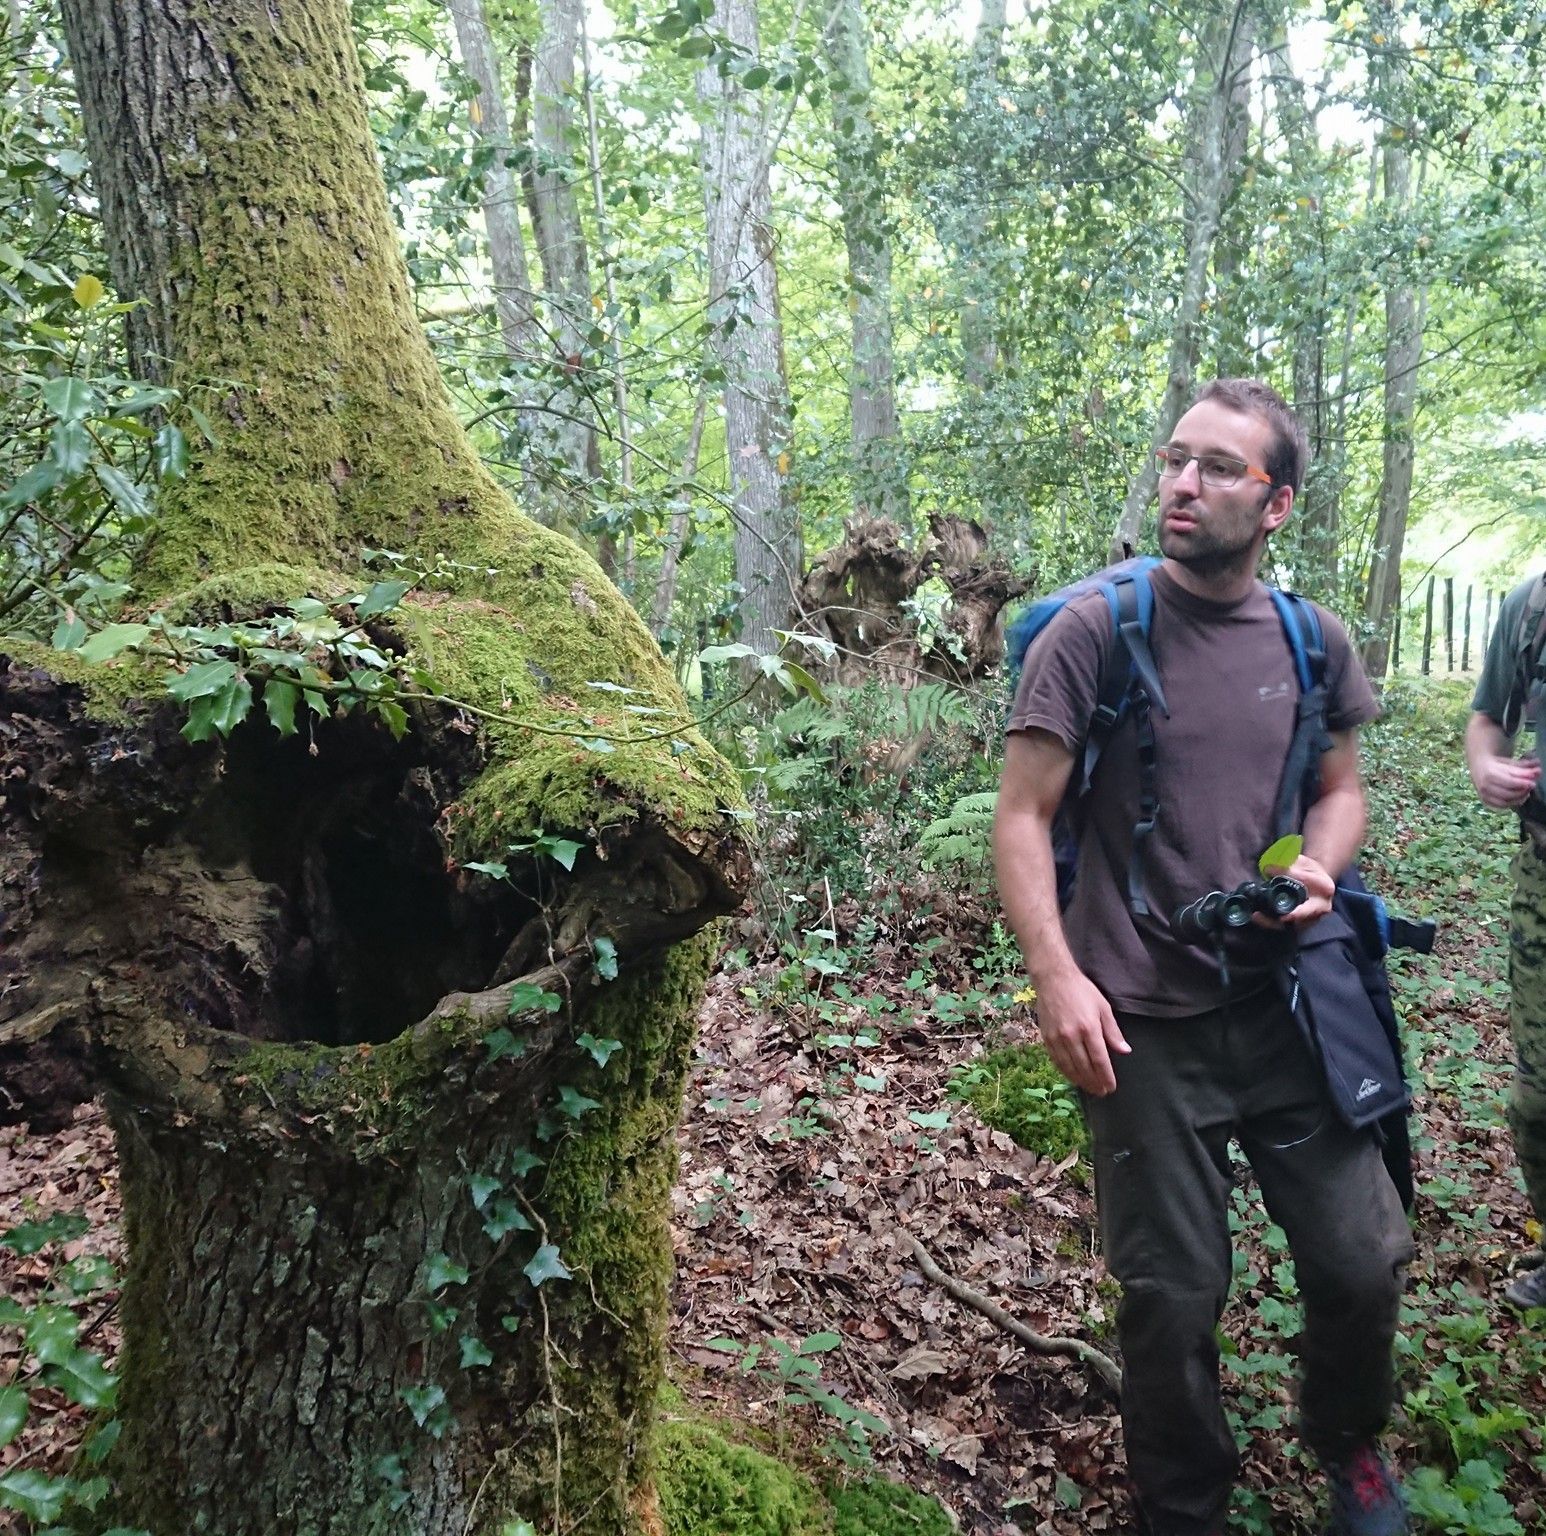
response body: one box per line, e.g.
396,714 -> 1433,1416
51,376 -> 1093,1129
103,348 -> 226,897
1507,842 -> 1546,1233
1083,991 -> 1412,1533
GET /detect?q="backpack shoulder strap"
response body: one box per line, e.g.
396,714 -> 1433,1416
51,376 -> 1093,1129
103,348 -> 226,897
1267,588 -> 1332,840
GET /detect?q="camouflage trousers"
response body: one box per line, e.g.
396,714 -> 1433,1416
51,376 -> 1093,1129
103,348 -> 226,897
1507,842 -> 1546,1231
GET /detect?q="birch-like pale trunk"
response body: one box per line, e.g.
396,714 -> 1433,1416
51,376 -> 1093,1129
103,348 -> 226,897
698,0 -> 799,658
1210,6 -> 1258,376
651,388 -> 708,636
1266,19 -> 1337,595
824,0 -> 907,529
529,0 -> 600,493
1108,1 -> 1255,563
447,0 -> 539,366
959,0 -> 1007,390
1361,31 -> 1423,680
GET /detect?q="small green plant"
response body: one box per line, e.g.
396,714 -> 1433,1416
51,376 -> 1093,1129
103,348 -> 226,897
1406,1457 -> 1525,1536
703,1331 -> 890,1463
951,1042 -> 1088,1162
0,1208 -> 145,1534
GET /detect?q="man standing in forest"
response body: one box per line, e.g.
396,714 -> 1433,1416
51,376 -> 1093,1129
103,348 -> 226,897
994,380 -> 1412,1536
1465,581 -> 1546,1312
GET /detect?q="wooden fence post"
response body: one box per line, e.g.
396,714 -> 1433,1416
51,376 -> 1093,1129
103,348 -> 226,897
1462,584 -> 1473,671
1444,576 -> 1455,673
1422,575 -> 1435,675
1393,603 -> 1402,671
1483,588 -> 1495,657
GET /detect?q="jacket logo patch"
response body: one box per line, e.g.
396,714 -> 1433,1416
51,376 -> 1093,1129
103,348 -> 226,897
1258,681 -> 1292,702
1355,1077 -> 1382,1102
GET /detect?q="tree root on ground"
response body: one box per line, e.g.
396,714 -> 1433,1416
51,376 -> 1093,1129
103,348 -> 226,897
900,1231 -> 1122,1394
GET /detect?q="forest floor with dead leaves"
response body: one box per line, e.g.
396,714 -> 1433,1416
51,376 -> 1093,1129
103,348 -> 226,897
4,681 -> 1546,1535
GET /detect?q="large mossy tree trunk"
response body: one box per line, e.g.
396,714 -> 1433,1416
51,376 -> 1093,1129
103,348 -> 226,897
0,0 -> 749,1531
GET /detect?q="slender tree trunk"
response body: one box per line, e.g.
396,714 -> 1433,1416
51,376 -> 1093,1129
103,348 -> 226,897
1109,0 -> 1255,563
958,0 -> 1007,390
448,0 -> 540,366
15,3 -> 748,1532
1266,18 -> 1337,596
651,387 -> 709,636
824,0 -> 908,529
528,0 -> 603,525
698,0 -> 800,657
1360,27 -> 1422,680
449,0 -> 560,515
1209,6 -> 1258,377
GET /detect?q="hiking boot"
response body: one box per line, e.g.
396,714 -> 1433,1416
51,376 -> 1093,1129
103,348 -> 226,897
1322,1444 -> 1408,1536
1503,1260 -> 1546,1311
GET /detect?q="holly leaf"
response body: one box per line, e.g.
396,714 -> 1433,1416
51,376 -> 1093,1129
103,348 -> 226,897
51,610 -> 86,651
42,375 -> 99,423
166,658 -> 237,702
263,678 -> 300,736
154,422 -> 189,478
26,1307 -> 80,1366
45,1349 -> 118,1408
0,1468 -> 71,1523
355,579 -> 411,620
522,1244 -> 572,1287
78,622 -> 151,663
0,1387 -> 26,1451
2,1210 -> 90,1255
1258,834 -> 1303,875
182,672 -> 252,741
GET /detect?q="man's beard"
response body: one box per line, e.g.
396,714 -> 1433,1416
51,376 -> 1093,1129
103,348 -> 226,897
1158,524 -> 1258,578
1158,489 -> 1271,578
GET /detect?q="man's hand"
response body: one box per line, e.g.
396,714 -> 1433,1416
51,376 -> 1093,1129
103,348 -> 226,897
1472,752 -> 1539,811
1035,968 -> 1130,1096
1268,853 -> 1337,925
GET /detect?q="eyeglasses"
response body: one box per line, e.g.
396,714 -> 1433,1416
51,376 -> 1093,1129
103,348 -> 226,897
1154,447 -> 1273,490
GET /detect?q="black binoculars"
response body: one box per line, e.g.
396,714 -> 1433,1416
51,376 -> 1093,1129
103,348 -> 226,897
1172,876 -> 1308,944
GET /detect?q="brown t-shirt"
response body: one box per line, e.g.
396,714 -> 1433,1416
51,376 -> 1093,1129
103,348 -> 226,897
1006,566 -> 1379,1017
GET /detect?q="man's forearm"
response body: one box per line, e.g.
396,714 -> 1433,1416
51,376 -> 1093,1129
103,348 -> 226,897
1465,712 -> 1513,781
1301,782 -> 1366,880
993,809 -> 1082,989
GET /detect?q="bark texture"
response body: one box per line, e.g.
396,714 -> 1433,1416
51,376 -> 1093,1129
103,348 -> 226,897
824,0 -> 908,528
449,0 -> 541,367
7,1 -> 751,1531
1360,16 -> 1422,681
529,0 -> 600,493
1267,21 -> 1340,598
699,0 -> 801,657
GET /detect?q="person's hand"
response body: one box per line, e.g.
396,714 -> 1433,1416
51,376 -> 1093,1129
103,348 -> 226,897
1473,753 -> 1539,811
1034,967 -> 1130,1096
1255,854 -> 1336,927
